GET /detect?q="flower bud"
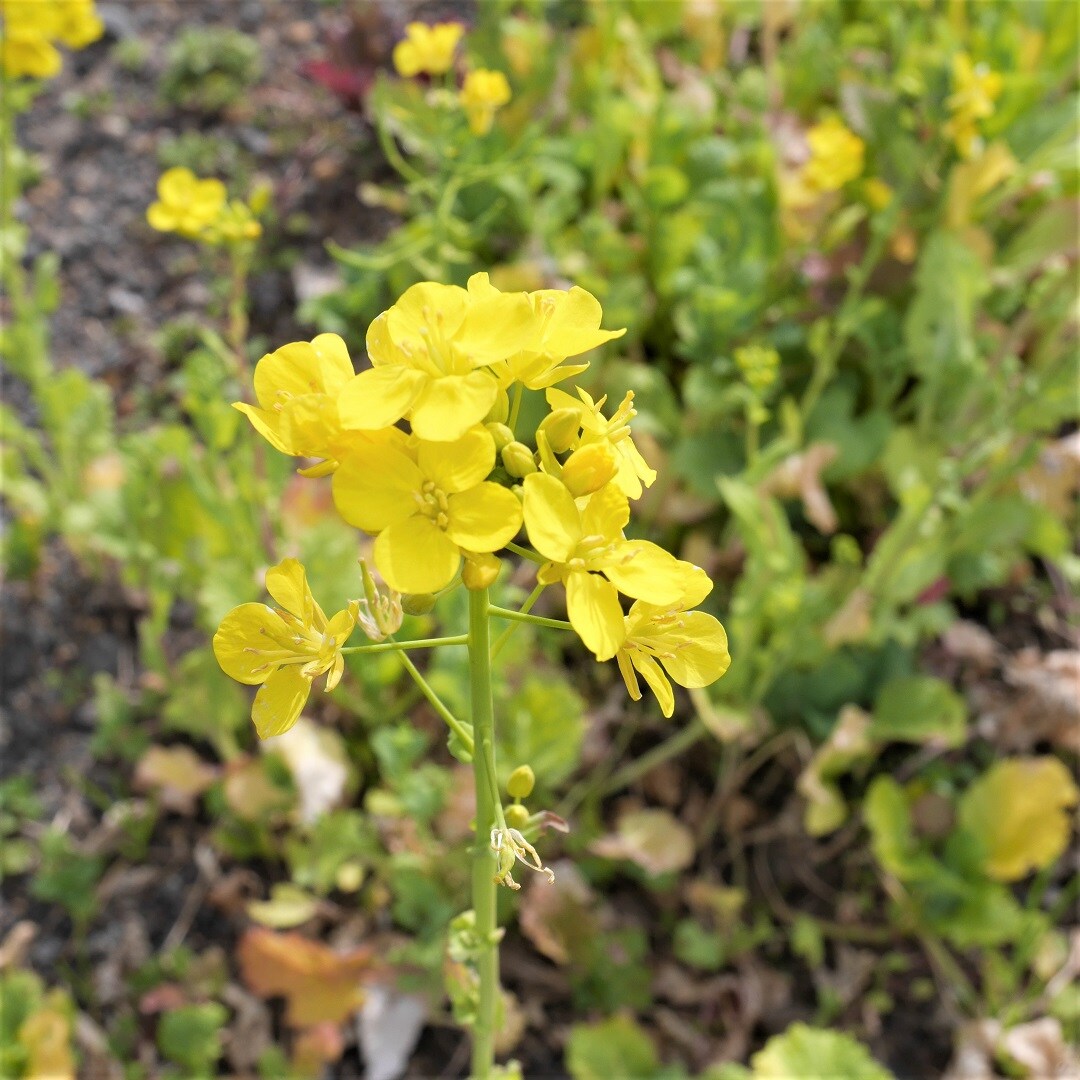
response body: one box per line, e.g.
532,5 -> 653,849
539,407 -> 580,454
463,552 -> 501,591
561,442 -> 619,497
505,803 -> 530,829
485,422 -> 515,451
501,441 -> 538,478
506,765 -> 535,799
401,592 -> 438,615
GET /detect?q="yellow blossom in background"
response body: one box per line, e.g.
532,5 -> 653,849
337,279 -> 533,442
213,558 -> 355,739
945,53 -> 1003,157
460,68 -> 512,136
146,167 -> 227,240
392,21 -> 463,78
863,177 -> 894,210
544,386 -> 656,500
332,425 -> 523,595
802,116 -> 865,192
522,473 -> 702,660
0,0 -> 103,78
615,570 -> 731,718
208,198 -> 263,243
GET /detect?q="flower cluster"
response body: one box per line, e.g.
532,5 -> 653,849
146,167 -> 262,245
218,274 -> 730,725
391,20 -> 512,138
0,0 -> 102,79
945,53 -> 1003,158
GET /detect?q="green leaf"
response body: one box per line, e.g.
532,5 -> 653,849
566,1015 -> 660,1080
498,674 -> 585,788
863,777 -> 937,883
871,676 -> 966,748
750,1023 -> 894,1079
157,1003 -> 228,1075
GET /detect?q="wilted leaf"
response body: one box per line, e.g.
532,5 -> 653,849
750,1022 -> 894,1079
223,756 -> 295,823
134,745 -> 219,815
518,861 -> 598,966
591,808 -> 695,876
1000,1017 -> 1080,1078
758,443 -> 840,535
958,757 -> 1079,882
237,928 -> 374,1027
19,992 -> 75,1080
247,884 -> 321,929
566,1014 -> 659,1080
499,675 -> 586,788
871,675 -> 966,748
292,1021 -> 345,1078
358,985 -> 427,1080
797,705 -> 874,836
263,718 -> 352,825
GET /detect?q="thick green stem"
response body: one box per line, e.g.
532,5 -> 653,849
468,588 -> 500,1079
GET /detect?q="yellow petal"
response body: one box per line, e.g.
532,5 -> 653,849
581,482 -> 630,538
522,473 -> 581,562
617,649 -> 642,702
233,402 -> 292,454
387,282 -> 470,344
455,292 -> 537,366
409,372 -> 499,442
417,425 -> 495,493
310,333 -> 357,393
566,571 -> 626,661
337,366 -> 427,430
532,287 -> 626,359
264,558 -> 315,623
213,604 -> 288,684
657,612 -> 731,689
374,517 -> 462,595
158,167 -> 195,203
446,483 -> 523,552
251,666 -> 311,739
602,542 -> 698,605
146,202 -> 180,232
333,445 -> 423,533
632,653 -> 675,717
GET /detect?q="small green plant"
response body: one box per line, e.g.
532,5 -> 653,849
159,27 -> 263,114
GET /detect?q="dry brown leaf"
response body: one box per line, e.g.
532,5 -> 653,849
518,860 -> 599,966
291,1021 -> 345,1077
590,808 -> 696,876
133,745 -> 218,815
19,994 -> 76,1080
758,443 -> 840,535
236,928 -> 375,1027
223,756 -> 295,823
262,718 -> 351,825
1001,1018 -> 1080,1078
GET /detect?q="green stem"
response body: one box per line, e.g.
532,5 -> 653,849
487,605 -> 571,631
396,651 -> 474,757
469,588 -> 501,1079
490,583 -> 545,661
505,541 -> 545,564
340,635 -> 468,654
507,382 -> 524,434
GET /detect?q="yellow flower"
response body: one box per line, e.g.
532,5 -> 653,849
802,116 -> 865,192
945,53 -> 1003,158
146,167 -> 227,240
213,558 -> 355,739
543,386 -> 657,500
522,473 -> 701,660
0,0 -> 102,77
615,575 -> 731,718
235,333 -> 404,473
332,425 -> 523,595
206,199 -> 262,244
392,21 -> 463,78
468,274 -> 626,389
460,68 -> 512,136
863,177 -> 894,210
336,279 -> 533,442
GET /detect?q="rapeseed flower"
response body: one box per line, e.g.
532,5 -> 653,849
332,425 -> 523,595
213,558 -> 355,738
392,21 -> 462,78
544,386 -> 656,499
945,53 -> 1003,157
460,68 -> 511,136
802,116 -> 865,192
146,167 -> 227,240
522,474 -> 702,660
336,280 -> 534,442
615,571 -> 731,717
468,274 -> 626,390
0,0 -> 103,78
